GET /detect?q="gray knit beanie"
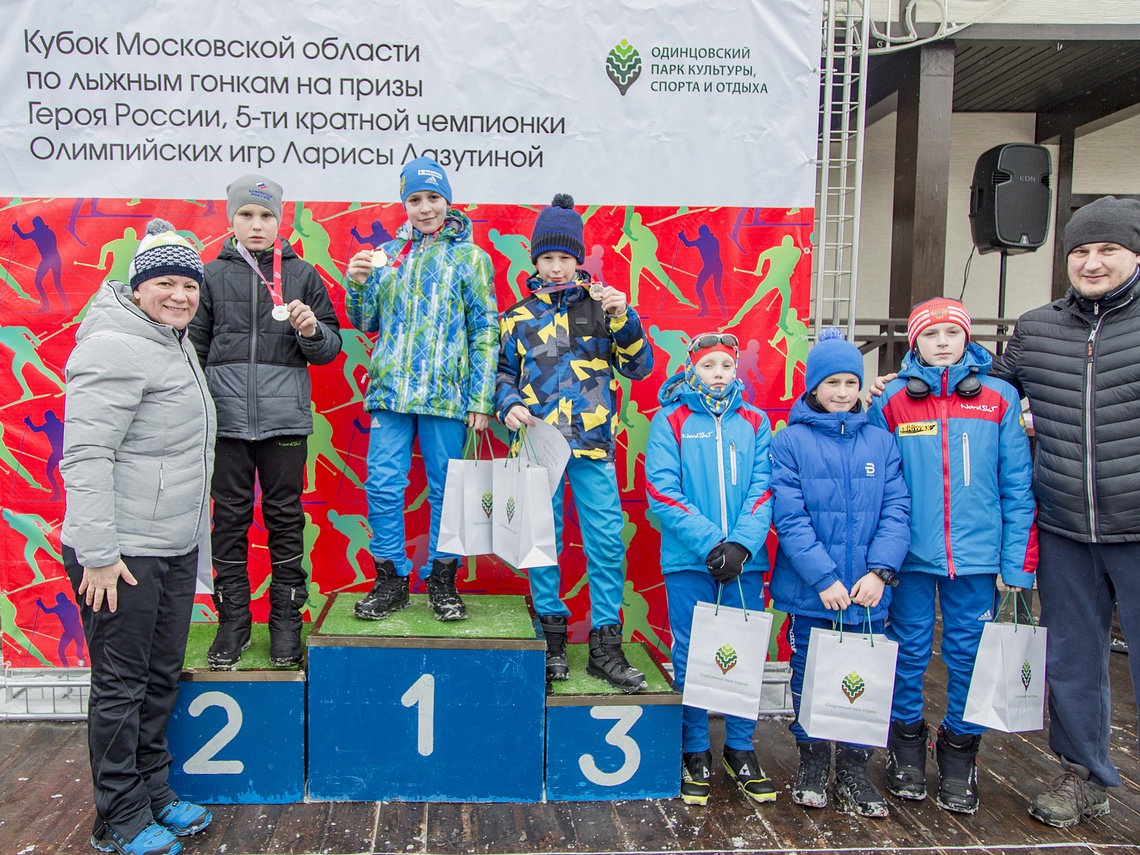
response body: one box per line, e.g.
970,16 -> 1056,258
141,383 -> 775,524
1063,196 -> 1140,256
226,174 -> 284,222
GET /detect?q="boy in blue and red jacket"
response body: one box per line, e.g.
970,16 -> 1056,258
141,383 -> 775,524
770,328 -> 910,818
646,333 -> 775,806
496,194 -> 653,693
868,298 -> 1036,815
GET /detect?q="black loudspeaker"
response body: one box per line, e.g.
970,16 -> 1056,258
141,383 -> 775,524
969,143 -> 1052,255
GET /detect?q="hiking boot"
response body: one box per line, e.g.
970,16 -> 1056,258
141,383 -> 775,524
935,726 -> 982,814
886,718 -> 929,801
722,746 -> 776,803
90,822 -> 182,855
354,558 -> 410,620
268,583 -> 306,667
154,800 -> 212,836
681,750 -> 713,806
425,559 -> 468,621
539,615 -> 569,682
792,741 -> 831,808
835,745 -> 890,818
586,624 -> 647,693
206,588 -> 251,671
1028,757 -> 1110,828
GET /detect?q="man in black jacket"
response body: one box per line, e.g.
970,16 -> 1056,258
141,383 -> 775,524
991,196 -> 1140,828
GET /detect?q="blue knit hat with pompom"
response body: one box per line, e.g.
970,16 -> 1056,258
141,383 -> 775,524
805,327 -> 863,393
531,194 -> 585,263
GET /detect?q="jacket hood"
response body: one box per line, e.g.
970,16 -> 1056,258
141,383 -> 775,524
896,340 -> 993,394
77,281 -> 187,348
395,208 -> 473,244
216,236 -> 301,263
788,392 -> 868,436
658,367 -> 746,414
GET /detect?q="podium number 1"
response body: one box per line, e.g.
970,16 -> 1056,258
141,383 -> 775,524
401,673 -> 435,756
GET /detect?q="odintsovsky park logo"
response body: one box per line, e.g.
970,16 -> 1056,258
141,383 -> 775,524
1021,659 -> 1032,691
715,643 -> 738,675
841,671 -> 866,703
606,40 -> 642,95
505,495 -> 516,524
481,490 -> 493,520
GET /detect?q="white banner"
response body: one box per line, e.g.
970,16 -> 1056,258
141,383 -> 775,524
0,0 -> 822,206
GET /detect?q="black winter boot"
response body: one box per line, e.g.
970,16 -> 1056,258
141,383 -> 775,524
425,559 -> 468,621
834,745 -> 890,818
681,750 -> 713,805
354,558 -> 410,620
268,583 -> 306,667
886,718 -> 929,801
792,741 -> 831,808
207,586 -> 252,670
586,624 -> 647,693
935,726 -> 982,814
539,615 -> 569,682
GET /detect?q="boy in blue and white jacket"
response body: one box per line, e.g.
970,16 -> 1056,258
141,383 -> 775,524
770,328 -> 910,818
646,333 -> 774,806
868,298 -> 1036,815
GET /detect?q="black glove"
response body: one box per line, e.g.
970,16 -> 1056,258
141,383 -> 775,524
706,541 -> 751,583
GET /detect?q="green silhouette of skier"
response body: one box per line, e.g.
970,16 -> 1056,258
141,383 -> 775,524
488,229 -> 533,302
0,325 -> 65,400
769,307 -> 810,401
616,208 -> 695,308
3,509 -> 63,584
724,235 -> 803,330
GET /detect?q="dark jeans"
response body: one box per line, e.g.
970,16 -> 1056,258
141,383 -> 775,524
211,435 -> 308,605
1037,530 -> 1140,787
64,546 -> 197,840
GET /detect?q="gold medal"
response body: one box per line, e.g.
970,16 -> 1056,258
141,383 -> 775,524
371,248 -> 389,268
589,282 -> 604,301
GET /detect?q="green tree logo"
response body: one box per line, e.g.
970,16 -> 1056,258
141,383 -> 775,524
841,671 -> 865,703
606,40 -> 642,96
481,490 -> 493,519
715,643 -> 738,674
1021,659 -> 1032,691
506,495 -> 516,524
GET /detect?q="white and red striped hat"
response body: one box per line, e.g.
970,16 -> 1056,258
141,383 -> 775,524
907,298 -> 971,351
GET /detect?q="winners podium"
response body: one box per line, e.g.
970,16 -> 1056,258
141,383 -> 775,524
168,594 -> 680,803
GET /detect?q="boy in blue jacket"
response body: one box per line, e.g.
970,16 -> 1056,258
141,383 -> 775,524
770,328 -> 910,817
496,194 -> 653,692
868,298 -> 1036,814
646,333 -> 775,806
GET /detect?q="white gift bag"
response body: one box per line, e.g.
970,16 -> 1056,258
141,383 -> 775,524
491,451 -> 557,569
437,433 -> 495,556
799,623 -> 898,747
964,617 -> 1047,733
681,588 -> 773,720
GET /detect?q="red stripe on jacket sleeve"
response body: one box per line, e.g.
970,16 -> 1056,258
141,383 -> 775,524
647,481 -> 692,514
751,488 -> 773,515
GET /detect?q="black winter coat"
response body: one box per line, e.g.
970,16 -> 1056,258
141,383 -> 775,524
189,238 -> 341,440
992,276 -> 1140,542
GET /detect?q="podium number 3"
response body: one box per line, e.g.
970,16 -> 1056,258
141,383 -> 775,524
579,706 -> 642,786
402,673 -> 435,756
183,691 -> 245,775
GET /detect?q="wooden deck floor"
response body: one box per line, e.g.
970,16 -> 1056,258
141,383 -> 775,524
2,644 -> 1137,855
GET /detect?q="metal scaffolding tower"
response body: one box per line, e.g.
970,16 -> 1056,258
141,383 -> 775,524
814,0 -> 871,339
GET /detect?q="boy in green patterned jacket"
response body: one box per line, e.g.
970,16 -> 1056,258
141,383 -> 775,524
345,157 -> 499,622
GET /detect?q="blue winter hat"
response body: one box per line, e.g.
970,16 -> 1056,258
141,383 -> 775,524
399,157 -> 452,204
805,327 -> 863,393
531,194 -> 585,263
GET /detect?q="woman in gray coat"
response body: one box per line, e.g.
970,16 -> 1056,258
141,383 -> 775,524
61,219 -> 216,855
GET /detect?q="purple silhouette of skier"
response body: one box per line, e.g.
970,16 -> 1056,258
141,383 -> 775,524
12,216 -> 69,313
24,410 -> 65,500
36,591 -> 87,666
678,224 -> 726,318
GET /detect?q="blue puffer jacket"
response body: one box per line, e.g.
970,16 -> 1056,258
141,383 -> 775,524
770,396 -> 910,624
645,371 -> 773,574
867,342 -> 1037,587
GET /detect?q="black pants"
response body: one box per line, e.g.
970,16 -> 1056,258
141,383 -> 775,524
64,546 -> 197,841
1037,530 -> 1140,787
210,436 -> 308,607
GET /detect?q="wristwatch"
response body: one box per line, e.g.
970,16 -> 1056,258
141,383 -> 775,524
871,567 -> 898,587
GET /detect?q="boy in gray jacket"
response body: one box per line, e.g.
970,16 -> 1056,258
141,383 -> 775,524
189,175 -> 341,668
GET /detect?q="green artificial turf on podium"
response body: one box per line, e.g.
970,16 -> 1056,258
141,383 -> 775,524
316,593 -> 538,639
183,622 -> 312,670
548,643 -> 674,695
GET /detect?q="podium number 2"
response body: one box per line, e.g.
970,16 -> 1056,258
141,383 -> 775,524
183,691 -> 245,775
401,673 -> 435,756
579,706 -> 642,786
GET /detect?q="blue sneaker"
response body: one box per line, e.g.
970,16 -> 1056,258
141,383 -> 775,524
155,800 -> 212,836
90,822 -> 181,855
